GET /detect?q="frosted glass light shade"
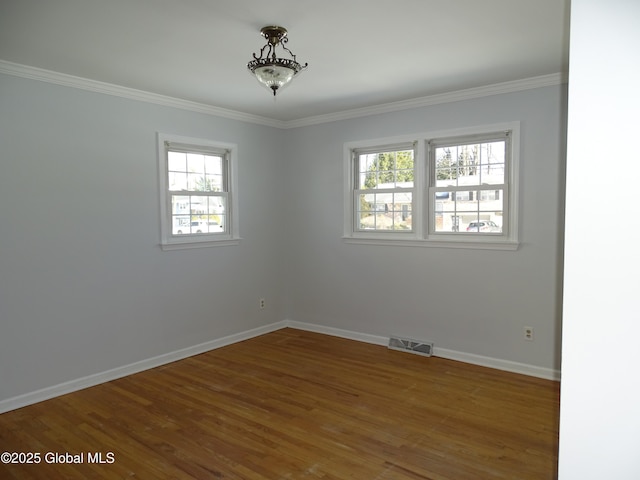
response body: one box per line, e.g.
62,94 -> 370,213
254,65 -> 296,94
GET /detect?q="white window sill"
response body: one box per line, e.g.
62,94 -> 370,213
342,236 -> 519,251
161,237 -> 241,251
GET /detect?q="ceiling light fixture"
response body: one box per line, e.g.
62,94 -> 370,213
247,26 -> 308,97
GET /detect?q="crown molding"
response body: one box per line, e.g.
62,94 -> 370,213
0,60 -> 286,129
284,73 -> 568,128
0,60 -> 566,130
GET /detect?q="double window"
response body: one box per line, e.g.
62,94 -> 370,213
345,123 -> 519,249
158,133 -> 239,250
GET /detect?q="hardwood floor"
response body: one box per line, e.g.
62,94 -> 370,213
0,328 -> 559,479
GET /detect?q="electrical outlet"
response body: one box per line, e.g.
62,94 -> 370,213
259,298 -> 265,310
524,326 -> 534,341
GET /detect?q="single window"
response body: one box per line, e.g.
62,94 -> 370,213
429,133 -> 510,236
353,144 -> 416,233
158,134 -> 239,250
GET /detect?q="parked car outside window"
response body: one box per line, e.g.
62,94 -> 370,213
466,220 -> 501,232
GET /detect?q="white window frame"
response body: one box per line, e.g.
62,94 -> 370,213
158,133 -> 240,250
343,122 -> 519,250
351,141 -> 419,237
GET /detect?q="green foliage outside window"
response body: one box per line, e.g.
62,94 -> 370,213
364,150 -> 414,188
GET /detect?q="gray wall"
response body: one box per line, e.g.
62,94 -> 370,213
0,74 -> 286,401
283,86 -> 566,372
0,72 -> 566,404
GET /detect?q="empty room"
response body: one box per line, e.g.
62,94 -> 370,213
1,1 -> 639,479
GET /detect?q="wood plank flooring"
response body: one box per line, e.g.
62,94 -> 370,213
0,328 -> 559,479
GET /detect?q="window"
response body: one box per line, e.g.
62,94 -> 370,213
430,132 -> 509,236
353,143 -> 416,233
344,123 -> 519,249
158,133 -> 239,250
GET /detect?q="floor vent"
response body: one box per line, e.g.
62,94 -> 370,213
388,336 -> 434,357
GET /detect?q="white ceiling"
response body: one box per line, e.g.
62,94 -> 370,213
0,0 -> 570,122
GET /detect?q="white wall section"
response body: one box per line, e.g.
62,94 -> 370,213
558,1 -> 640,478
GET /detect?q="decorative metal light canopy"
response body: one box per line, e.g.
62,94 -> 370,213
247,26 -> 308,96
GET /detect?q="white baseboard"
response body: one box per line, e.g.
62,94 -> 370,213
285,320 -> 389,346
0,319 -> 559,414
433,347 -> 561,381
285,320 -> 561,381
0,321 -> 287,414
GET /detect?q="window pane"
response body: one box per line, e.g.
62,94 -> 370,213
187,153 -> 205,174
378,170 -> 394,186
358,149 -> 414,189
478,195 -> 503,219
171,195 -> 190,215
208,196 -> 225,214
205,217 -> 223,233
205,174 -> 223,192
359,154 -> 377,179
189,195 -> 207,214
168,172 -> 187,191
433,190 -> 503,233
395,168 -> 413,185
209,214 -> 227,233
357,192 -> 412,231
435,213 -> 463,233
171,195 -> 191,235
189,216 -> 208,234
187,173 -> 203,191
168,151 -> 186,172
172,216 -> 191,235
204,155 -> 222,175
479,189 -> 501,201
205,197 -> 225,233
434,140 -> 505,187
478,141 -> 506,184
435,149 -> 457,187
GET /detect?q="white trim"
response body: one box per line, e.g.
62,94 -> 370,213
160,238 -> 241,251
0,60 -> 566,129
0,321 -> 287,414
341,237 -> 519,251
286,320 -> 560,381
434,347 -> 561,381
283,73 -> 567,128
286,320 -> 389,346
0,60 -> 285,128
